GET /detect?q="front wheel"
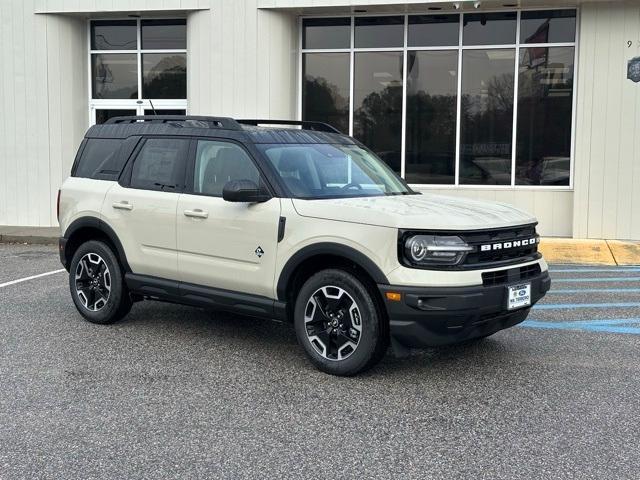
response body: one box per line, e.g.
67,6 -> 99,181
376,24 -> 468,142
69,240 -> 132,325
294,269 -> 388,376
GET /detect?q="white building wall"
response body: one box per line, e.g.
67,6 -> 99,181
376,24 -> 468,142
572,1 -> 640,240
187,1 -> 298,119
0,0 -> 87,227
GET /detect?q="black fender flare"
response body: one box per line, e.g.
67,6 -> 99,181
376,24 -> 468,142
62,217 -> 131,272
276,242 -> 389,301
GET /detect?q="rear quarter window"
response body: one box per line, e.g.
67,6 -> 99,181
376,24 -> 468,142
73,138 -> 124,180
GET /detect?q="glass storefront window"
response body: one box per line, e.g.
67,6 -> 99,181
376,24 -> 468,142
89,19 -> 187,124
460,49 -> 515,185
95,109 -> 137,124
303,18 -> 351,49
301,9 -> 577,188
141,19 -> 187,49
405,51 -> 458,184
408,15 -> 460,47
353,52 -> 403,174
354,16 -> 404,48
302,53 -> 350,134
91,20 -> 137,50
520,10 -> 576,44
142,53 -> 187,99
463,12 -> 517,46
516,47 -> 574,186
91,54 -> 138,99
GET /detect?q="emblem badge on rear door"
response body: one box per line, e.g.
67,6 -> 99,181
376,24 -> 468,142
255,246 -> 264,258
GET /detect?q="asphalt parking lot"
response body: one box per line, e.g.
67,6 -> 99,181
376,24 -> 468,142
1,243 -> 640,480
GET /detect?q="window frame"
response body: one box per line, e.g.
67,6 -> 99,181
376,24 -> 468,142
298,7 -> 579,191
88,17 -> 188,126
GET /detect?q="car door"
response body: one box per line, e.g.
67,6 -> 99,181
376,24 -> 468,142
177,138 -> 281,298
102,136 -> 190,281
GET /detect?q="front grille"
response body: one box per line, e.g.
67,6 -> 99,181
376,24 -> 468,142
398,223 -> 541,270
459,224 -> 540,268
482,263 -> 542,287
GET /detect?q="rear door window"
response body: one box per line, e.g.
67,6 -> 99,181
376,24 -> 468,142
74,138 -> 124,180
129,137 -> 190,192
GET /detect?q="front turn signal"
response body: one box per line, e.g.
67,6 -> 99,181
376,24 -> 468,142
385,292 -> 402,302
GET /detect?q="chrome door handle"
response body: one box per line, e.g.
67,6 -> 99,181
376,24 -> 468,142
112,201 -> 133,211
184,209 -> 209,219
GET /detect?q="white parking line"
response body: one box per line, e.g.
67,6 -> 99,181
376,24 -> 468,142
0,269 -> 66,288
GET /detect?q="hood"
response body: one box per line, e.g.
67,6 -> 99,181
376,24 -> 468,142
291,193 -> 537,231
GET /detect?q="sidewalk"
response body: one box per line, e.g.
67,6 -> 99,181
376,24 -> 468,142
1,225 -> 639,265
538,238 -> 640,266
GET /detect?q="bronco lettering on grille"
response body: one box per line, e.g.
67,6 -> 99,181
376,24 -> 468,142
480,237 -> 539,252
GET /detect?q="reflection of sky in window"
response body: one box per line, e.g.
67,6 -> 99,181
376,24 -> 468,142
354,52 -> 402,102
407,51 -> 457,97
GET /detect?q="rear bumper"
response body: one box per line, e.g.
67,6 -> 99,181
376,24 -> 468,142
378,270 -> 551,350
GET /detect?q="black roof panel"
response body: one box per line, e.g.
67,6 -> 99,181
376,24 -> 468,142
241,126 -> 355,145
86,117 -> 355,145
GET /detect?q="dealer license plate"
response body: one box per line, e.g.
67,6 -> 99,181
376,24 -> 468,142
507,283 -> 531,310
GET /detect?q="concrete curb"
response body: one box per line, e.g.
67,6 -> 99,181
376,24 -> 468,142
0,226 -> 59,246
0,234 -> 58,245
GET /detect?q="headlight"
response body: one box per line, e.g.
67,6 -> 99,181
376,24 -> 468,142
404,235 -> 473,266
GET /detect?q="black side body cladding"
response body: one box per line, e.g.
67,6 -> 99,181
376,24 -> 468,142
125,274 -> 287,321
60,217 -> 132,272
276,242 -> 389,301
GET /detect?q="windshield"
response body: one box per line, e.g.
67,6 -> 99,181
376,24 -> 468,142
258,143 -> 413,199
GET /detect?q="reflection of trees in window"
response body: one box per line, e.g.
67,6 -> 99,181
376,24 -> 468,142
460,72 -> 514,185
461,72 -> 514,155
516,47 -> 573,185
405,92 -> 457,183
143,55 -> 187,99
354,85 -> 403,173
303,77 -> 349,134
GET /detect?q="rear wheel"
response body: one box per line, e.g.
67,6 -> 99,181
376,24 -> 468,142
69,240 -> 132,324
294,269 -> 388,376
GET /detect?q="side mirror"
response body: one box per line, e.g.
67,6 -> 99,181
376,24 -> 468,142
222,180 -> 271,203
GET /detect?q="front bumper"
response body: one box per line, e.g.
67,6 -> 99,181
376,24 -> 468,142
378,270 -> 551,350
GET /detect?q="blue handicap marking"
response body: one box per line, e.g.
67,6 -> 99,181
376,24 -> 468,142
549,268 -> 640,273
554,277 -> 640,283
522,318 -> 640,335
534,302 -> 640,310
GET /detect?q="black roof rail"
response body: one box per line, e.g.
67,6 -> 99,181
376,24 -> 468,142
237,119 -> 342,134
104,115 -> 242,130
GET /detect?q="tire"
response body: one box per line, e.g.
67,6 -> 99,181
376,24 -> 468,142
69,240 -> 132,325
293,269 -> 388,376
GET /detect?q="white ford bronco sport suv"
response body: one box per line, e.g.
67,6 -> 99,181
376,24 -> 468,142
58,116 -> 550,376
